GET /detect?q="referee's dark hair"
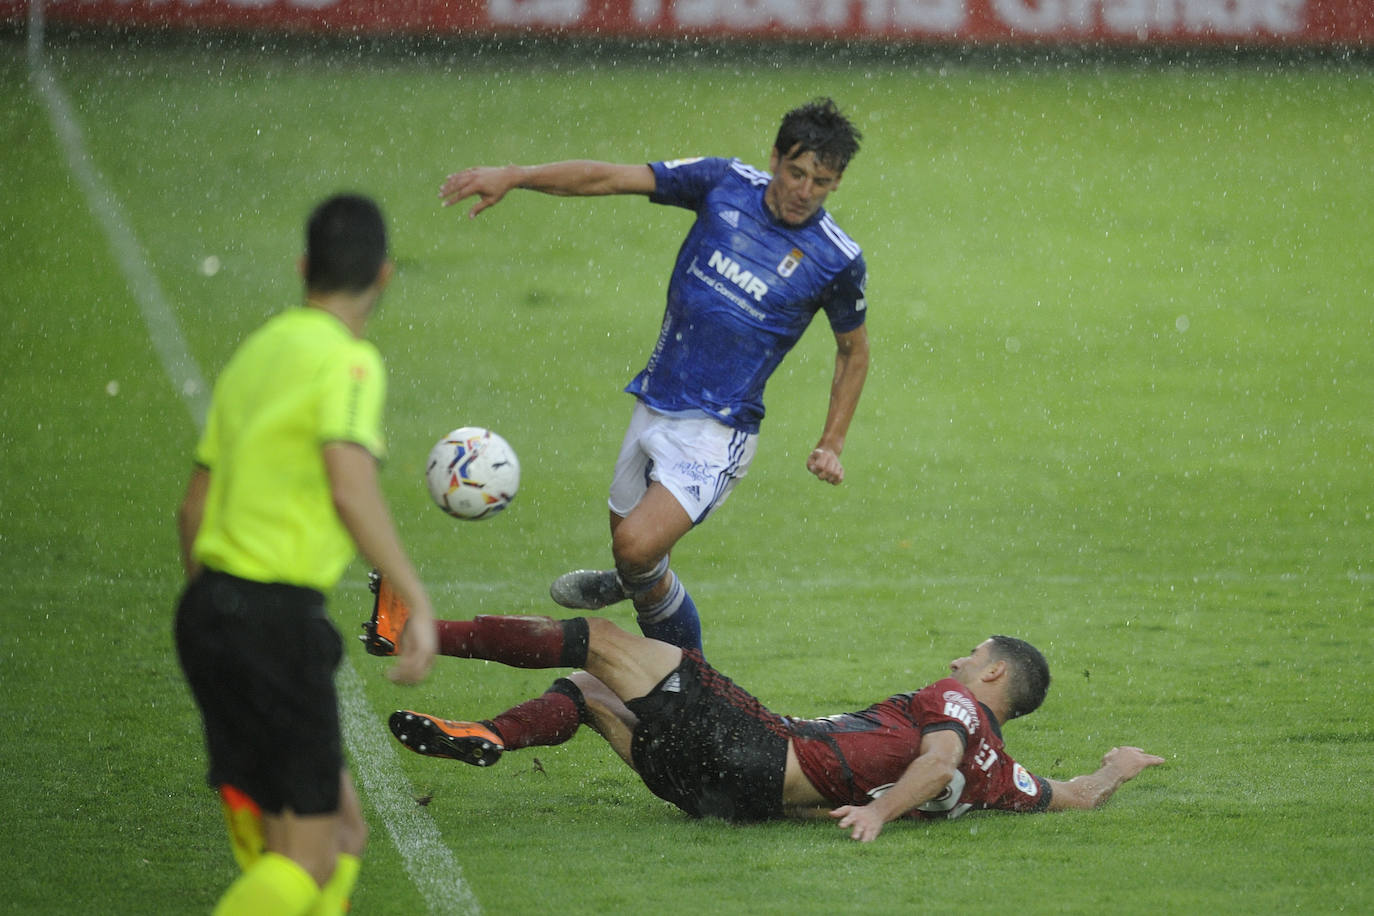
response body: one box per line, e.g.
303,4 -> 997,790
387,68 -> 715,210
988,635 -> 1051,720
305,194 -> 388,294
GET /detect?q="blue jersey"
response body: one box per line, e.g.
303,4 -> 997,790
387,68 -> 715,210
625,157 -> 867,434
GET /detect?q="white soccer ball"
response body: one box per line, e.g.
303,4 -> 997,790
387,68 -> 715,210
424,427 -> 520,520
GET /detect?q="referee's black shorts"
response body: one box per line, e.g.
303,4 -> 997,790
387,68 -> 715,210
175,570 -> 344,815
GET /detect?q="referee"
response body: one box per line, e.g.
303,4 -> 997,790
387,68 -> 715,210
174,194 -> 437,914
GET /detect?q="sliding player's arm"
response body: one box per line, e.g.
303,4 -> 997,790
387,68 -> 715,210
827,728 -> 964,842
1044,746 -> 1165,810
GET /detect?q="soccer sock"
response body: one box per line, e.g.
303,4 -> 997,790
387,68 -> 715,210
488,678 -> 587,750
633,571 -> 702,652
620,554 -> 670,594
213,852 -> 319,916
307,853 -> 360,916
218,784 -> 264,872
436,616 -> 589,669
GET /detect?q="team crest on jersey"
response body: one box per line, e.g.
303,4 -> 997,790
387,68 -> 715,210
663,157 -> 704,169
942,691 -> 980,734
777,248 -> 803,278
719,209 -> 740,228
1013,763 -> 1038,796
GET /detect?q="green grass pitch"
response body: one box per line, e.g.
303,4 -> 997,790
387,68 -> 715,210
2,30 -> 1371,914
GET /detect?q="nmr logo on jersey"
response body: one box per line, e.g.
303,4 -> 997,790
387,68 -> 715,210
707,250 -> 769,302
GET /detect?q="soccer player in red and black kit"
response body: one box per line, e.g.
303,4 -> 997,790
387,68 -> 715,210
363,594 -> 1163,840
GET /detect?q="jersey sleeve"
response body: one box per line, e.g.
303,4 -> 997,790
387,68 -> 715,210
909,680 -> 984,740
821,252 -> 868,334
986,759 -> 1054,814
649,156 -> 733,210
318,339 -> 387,460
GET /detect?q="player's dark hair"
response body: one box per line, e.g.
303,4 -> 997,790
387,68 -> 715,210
774,97 -> 862,174
305,194 -> 388,294
987,635 -> 1051,720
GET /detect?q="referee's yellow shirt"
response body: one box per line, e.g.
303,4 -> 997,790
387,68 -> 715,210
193,306 -> 387,591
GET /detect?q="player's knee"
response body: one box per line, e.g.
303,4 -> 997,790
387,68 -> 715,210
613,532 -> 672,587
611,528 -> 659,574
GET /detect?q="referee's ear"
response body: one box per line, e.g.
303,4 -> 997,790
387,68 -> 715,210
373,259 -> 394,292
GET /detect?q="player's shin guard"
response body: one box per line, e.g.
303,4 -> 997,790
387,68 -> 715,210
218,784 -> 264,872
633,571 -> 702,651
489,677 -> 588,750
436,616 -> 590,669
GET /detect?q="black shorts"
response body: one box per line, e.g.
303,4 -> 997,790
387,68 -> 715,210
174,570 -> 343,815
627,650 -> 789,823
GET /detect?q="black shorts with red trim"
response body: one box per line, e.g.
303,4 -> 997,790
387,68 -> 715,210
627,649 -> 789,822
174,570 -> 344,815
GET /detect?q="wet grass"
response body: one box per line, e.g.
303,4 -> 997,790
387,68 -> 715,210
2,30 -> 1371,915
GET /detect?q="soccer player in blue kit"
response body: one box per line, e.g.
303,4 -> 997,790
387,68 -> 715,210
439,99 -> 869,652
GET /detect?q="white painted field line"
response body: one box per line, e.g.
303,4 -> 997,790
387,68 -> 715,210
25,4 -> 478,912
338,663 -> 481,914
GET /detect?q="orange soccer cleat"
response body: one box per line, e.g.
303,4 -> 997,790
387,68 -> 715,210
360,569 -> 409,657
389,711 -> 505,767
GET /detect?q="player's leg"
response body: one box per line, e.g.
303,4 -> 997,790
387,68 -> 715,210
390,676 -> 585,766
608,483 -> 701,649
311,771 -> 365,916
391,670 -> 638,767
427,613 -> 680,701
391,619 -> 676,769
214,808 -> 338,914
549,402 -> 657,612
176,575 -> 324,912
568,669 -> 640,767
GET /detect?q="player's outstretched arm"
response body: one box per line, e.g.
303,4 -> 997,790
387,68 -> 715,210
1045,746 -> 1165,811
324,442 -> 437,686
439,161 -> 656,218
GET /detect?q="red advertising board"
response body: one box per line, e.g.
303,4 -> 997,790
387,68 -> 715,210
6,0 -> 1372,46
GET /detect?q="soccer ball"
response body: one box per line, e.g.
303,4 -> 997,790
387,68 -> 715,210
424,427 -> 520,520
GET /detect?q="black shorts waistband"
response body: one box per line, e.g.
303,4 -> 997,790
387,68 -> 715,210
197,568 -> 327,617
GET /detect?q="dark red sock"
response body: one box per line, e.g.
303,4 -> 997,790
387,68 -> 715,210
436,615 -> 589,668
488,688 -> 582,750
